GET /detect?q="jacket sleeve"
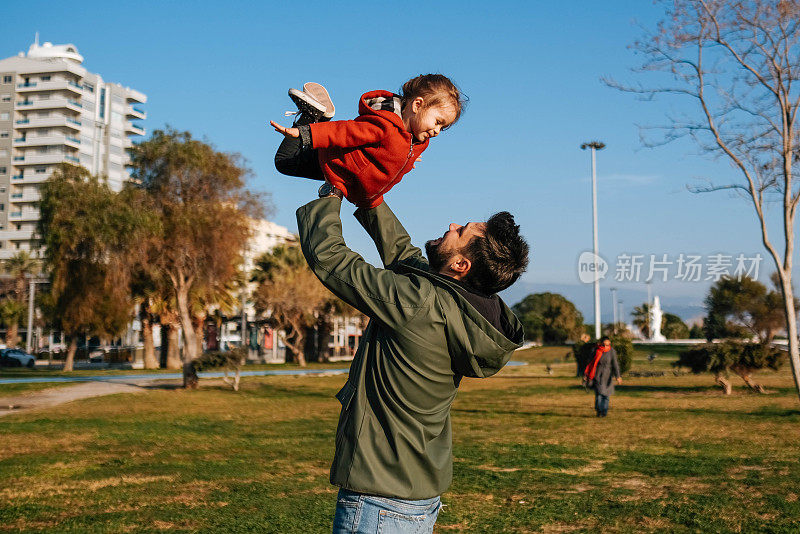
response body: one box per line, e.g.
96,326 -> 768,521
309,116 -> 387,149
297,197 -> 432,328
611,350 -> 621,379
353,202 -> 430,272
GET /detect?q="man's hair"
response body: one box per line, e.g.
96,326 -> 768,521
600,336 -> 610,343
462,211 -> 529,294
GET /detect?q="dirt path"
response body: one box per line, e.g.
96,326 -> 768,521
0,378 -> 173,417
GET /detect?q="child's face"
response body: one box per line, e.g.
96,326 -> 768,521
406,98 -> 458,142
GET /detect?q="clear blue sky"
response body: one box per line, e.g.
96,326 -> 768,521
3,1 -> 792,320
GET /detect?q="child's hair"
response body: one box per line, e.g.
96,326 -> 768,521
399,74 -> 467,125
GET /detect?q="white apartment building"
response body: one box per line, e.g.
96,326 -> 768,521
0,39 -> 146,259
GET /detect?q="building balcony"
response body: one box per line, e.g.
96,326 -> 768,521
17,79 -> 83,95
10,190 -> 41,204
125,88 -> 147,104
125,122 -> 145,136
0,229 -> 35,241
8,209 -> 40,222
125,105 -> 146,120
11,173 -> 52,184
13,135 -> 81,149
11,154 -> 79,166
14,98 -> 82,113
14,116 -> 82,131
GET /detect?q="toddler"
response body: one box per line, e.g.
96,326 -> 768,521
271,74 -> 465,208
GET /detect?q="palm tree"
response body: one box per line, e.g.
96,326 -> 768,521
2,251 -> 40,347
631,303 -> 652,339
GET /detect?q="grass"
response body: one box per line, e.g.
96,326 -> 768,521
1,347 -> 798,532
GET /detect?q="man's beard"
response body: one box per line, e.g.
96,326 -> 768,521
425,239 -> 449,272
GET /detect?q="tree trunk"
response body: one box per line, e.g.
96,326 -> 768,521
175,286 -> 199,388
192,314 -> 204,359
6,321 -> 18,348
778,275 -> 800,403
714,373 -> 732,395
165,324 -> 182,370
284,317 -> 307,367
141,315 -> 158,369
63,336 -> 78,372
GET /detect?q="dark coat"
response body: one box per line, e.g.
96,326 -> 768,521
589,348 -> 621,396
297,198 -> 523,500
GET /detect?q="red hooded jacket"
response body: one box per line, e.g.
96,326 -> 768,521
309,90 -> 429,208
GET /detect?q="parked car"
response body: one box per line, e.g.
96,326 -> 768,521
0,348 -> 36,368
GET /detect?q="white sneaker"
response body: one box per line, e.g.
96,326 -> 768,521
303,82 -> 335,119
287,88 -> 326,123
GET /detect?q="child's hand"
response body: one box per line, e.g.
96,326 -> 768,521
270,121 -> 300,138
412,156 -> 421,169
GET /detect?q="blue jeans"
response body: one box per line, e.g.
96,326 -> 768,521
595,393 -> 610,416
332,488 -> 441,534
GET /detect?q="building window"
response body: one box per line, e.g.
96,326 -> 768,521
0,167 -> 5,174
84,83 -> 94,93
40,75 -> 51,81
0,131 -> 8,138
99,88 -> 106,119
0,204 -> 5,211
2,76 -> 11,84
1,95 -> 9,102
0,113 -> 8,120
35,167 -> 47,174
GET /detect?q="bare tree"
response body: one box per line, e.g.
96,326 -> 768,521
608,0 -> 800,401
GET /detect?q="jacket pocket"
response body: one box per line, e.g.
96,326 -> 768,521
335,380 -> 356,409
346,148 -> 369,171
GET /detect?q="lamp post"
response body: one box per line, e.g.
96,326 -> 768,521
581,141 -> 606,340
610,287 -> 618,335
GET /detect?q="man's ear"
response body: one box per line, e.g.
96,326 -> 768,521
449,254 -> 472,277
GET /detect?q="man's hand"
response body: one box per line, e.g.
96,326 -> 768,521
270,121 -> 300,138
616,377 -> 623,385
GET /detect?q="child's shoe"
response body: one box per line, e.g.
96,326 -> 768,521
303,82 -> 335,120
286,88 -> 327,125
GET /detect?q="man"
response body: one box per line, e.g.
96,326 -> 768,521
296,183 -> 529,533
583,336 -> 623,417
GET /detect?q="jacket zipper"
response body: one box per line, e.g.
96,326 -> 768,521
369,141 -> 415,201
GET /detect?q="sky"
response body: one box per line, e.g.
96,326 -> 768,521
2,0 -> 793,322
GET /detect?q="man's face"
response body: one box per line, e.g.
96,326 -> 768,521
425,222 -> 486,272
603,339 -> 611,348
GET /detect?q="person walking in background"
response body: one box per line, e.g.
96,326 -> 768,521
583,336 -> 622,417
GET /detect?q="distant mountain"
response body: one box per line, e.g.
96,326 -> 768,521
500,281 -> 705,324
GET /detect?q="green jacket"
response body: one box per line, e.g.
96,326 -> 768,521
296,197 -> 524,499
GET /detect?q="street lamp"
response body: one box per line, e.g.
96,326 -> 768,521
581,141 -> 606,340
610,287 -> 618,334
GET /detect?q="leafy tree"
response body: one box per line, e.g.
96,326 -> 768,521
662,313 -> 690,339
676,342 -> 784,394
610,0 -> 800,401
688,324 -> 704,339
252,245 -> 329,366
130,129 -> 262,387
512,293 -> 584,345
703,276 -> 796,343
38,164 -> 155,371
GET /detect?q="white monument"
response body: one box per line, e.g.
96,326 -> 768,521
649,296 -> 667,342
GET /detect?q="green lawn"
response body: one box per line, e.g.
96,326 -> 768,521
1,347 -> 798,533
